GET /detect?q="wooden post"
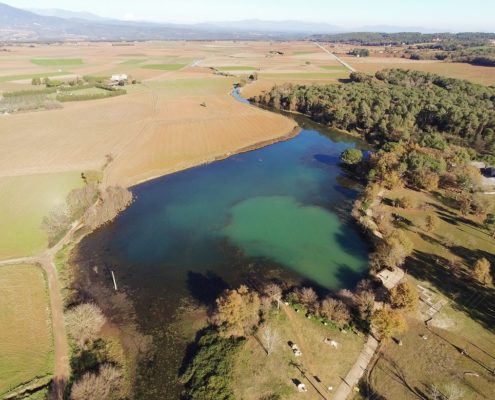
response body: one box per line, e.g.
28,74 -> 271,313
111,270 -> 118,291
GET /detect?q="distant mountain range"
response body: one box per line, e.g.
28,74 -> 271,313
0,2 -> 490,42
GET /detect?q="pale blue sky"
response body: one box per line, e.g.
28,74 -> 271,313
5,0 -> 494,31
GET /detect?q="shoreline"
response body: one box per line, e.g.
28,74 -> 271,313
130,124 -> 301,189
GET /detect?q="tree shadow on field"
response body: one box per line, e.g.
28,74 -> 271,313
186,270 -> 229,307
406,250 -> 495,330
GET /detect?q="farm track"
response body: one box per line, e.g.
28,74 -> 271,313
314,42 -> 357,72
0,223 -> 83,399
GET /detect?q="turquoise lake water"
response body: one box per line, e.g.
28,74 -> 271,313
77,117 -> 370,399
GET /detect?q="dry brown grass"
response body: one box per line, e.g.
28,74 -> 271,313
0,42 -> 301,189
342,56 -> 495,85
233,306 -> 365,400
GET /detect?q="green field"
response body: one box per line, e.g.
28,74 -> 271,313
119,58 -> 147,65
31,58 -> 84,66
217,66 -> 256,71
0,264 -> 53,396
61,87 -> 110,96
0,72 -> 67,83
141,63 -> 187,71
0,172 -> 84,260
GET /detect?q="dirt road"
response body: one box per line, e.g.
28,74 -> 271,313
314,42 -> 357,72
0,224 -> 82,399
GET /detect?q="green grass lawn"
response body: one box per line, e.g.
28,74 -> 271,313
0,264 -> 53,396
0,172 -> 84,260
0,72 -> 67,83
232,306 -> 365,399
141,63 -> 187,71
217,66 -> 256,71
31,58 -> 84,66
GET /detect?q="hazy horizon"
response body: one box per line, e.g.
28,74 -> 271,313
3,0 -> 494,32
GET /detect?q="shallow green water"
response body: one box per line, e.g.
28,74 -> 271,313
78,121 -> 369,399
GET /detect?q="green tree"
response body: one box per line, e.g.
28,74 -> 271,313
340,148 -> 363,166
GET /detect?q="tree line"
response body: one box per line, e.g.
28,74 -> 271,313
252,68 -> 495,160
311,32 -> 495,46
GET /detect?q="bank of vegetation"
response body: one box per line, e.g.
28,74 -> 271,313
312,32 -> 495,46
313,32 -> 495,67
253,69 -> 495,399
180,274 -> 419,399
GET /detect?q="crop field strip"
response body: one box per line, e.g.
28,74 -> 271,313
31,58 -> 84,66
0,264 -> 53,396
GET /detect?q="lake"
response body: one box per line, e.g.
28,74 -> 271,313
75,114 -> 370,399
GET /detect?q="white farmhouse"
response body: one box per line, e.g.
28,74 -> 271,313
111,74 -> 128,82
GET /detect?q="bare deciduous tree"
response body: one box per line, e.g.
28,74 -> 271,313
65,303 -> 106,349
83,186 -> 133,229
70,364 -> 123,400
296,287 -> 318,313
444,383 -> 464,400
264,283 -> 282,310
262,326 -> 280,355
319,297 -> 351,328
41,203 -> 70,244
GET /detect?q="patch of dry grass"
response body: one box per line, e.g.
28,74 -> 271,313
233,306 -> 365,399
0,264 -> 53,396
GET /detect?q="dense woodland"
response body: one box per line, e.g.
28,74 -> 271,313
252,69 -> 495,160
311,32 -> 495,46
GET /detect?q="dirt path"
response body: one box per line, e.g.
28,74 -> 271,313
314,42 -> 357,72
332,335 -> 379,400
0,223 -> 83,399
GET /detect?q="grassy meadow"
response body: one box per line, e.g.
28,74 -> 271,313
0,264 -> 53,396
141,63 -> 187,70
31,58 -> 84,67
352,186 -> 495,399
233,306 -> 365,399
0,172 -> 84,260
